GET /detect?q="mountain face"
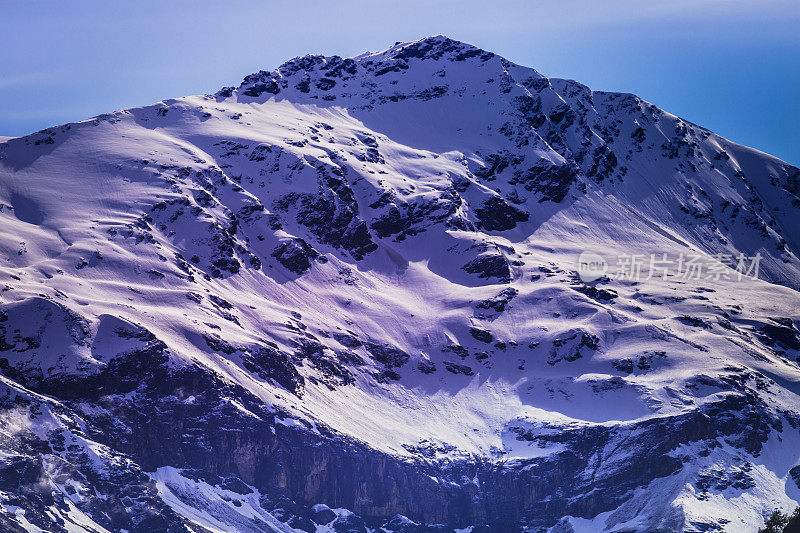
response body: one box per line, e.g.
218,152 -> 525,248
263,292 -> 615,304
0,35 -> 799,532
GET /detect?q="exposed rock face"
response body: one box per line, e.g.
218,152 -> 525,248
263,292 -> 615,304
473,196 -> 530,231
271,238 -> 320,274
0,35 -> 799,532
0,343 -> 787,532
462,253 -> 513,283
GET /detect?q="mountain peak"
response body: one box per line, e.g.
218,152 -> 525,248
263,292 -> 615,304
374,34 -> 495,63
218,35 -> 506,100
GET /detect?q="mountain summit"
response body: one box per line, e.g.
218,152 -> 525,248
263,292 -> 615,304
0,37 -> 799,532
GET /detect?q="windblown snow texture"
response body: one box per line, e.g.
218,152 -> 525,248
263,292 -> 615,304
1,36 -> 799,532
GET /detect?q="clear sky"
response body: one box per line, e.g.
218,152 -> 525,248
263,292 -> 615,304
1,0 -> 798,165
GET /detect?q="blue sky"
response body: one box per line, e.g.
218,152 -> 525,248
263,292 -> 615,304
1,0 -> 798,165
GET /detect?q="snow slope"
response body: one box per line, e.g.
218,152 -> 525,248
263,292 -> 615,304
0,36 -> 799,532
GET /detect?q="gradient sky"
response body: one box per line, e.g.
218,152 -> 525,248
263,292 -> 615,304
1,0 -> 798,165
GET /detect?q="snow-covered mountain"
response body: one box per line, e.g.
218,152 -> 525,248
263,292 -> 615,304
1,35 -> 799,532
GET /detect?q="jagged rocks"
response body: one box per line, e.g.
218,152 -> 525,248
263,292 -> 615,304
369,189 -> 465,241
462,253 -> 512,283
364,342 -> 410,368
612,351 -> 667,374
572,284 -> 617,301
475,288 -> 518,318
0,297 -> 93,384
469,327 -> 493,343
756,320 -> 800,350
473,196 -> 529,231
295,340 -> 355,387
510,160 -> 579,203
471,152 -> 524,182
443,361 -> 474,376
548,330 -> 599,365
332,332 -> 363,348
239,76 -> 281,98
275,179 -> 378,260
271,238 -> 320,274
241,345 -> 305,395
790,465 -> 800,489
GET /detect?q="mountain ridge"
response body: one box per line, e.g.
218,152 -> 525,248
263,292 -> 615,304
0,35 -> 799,532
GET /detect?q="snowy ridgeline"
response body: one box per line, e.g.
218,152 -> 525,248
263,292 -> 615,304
0,35 -> 799,532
